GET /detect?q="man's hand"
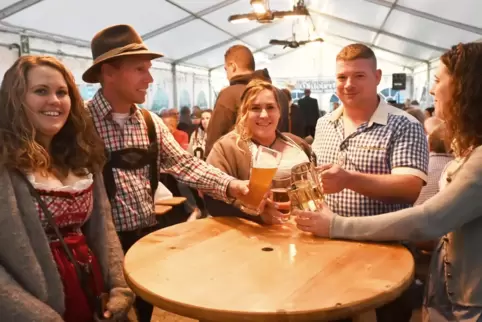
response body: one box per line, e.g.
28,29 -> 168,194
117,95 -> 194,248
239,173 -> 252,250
293,203 -> 336,237
317,164 -> 352,194
227,180 -> 249,199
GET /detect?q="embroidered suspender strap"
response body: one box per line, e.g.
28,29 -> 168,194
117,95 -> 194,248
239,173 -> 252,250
17,171 -> 102,316
102,109 -> 159,201
139,108 -> 159,198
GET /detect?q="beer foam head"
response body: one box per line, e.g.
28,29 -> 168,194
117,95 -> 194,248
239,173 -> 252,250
255,153 -> 279,168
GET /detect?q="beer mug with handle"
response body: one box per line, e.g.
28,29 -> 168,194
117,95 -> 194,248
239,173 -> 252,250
289,162 -> 324,212
238,146 -> 282,214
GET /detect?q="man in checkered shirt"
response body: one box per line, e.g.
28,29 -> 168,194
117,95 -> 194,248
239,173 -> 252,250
311,44 -> 429,322
82,24 -> 248,322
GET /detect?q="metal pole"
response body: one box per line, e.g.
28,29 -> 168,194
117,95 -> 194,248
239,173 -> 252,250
208,70 -> 213,108
192,72 -> 195,107
171,64 -> 178,108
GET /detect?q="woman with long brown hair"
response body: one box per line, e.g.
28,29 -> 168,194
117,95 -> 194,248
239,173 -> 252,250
294,42 -> 482,321
0,56 -> 134,321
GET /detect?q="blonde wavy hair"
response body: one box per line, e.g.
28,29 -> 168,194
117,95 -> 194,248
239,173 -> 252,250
0,55 -> 106,175
235,79 -> 281,146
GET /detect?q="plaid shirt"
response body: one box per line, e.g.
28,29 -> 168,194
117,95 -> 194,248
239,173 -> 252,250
88,91 -> 233,232
312,99 -> 429,217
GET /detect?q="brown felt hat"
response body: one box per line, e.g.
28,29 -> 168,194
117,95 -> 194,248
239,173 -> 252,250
82,24 -> 163,83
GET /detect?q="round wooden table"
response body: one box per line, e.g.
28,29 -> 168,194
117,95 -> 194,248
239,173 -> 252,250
124,217 -> 414,322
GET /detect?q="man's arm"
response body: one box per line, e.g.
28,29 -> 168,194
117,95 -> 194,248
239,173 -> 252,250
345,172 -> 424,204
331,148 -> 482,242
321,121 -> 429,204
155,115 -> 234,202
205,90 -> 237,156
352,120 -> 428,203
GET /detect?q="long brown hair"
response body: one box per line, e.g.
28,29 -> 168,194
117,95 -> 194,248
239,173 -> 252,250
440,43 -> 482,156
235,79 -> 281,144
0,55 -> 105,175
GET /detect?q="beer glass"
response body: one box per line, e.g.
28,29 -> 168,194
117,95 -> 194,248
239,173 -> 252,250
271,176 -> 291,216
289,162 -> 324,212
238,146 -> 281,213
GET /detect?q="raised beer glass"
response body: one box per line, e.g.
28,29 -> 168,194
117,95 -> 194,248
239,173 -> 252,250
238,146 -> 281,213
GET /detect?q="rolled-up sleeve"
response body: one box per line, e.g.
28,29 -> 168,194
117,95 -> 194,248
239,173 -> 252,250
390,121 -> 429,182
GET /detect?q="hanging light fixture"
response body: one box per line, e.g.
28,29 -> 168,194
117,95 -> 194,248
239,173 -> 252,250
250,0 -> 268,14
228,0 -> 309,24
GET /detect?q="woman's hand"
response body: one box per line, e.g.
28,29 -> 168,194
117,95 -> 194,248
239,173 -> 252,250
293,203 -> 336,237
260,198 -> 290,225
97,287 -> 135,321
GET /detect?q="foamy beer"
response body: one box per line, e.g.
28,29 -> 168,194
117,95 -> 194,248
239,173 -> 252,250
238,146 -> 281,212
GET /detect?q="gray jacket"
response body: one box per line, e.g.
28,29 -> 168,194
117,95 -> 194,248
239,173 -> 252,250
0,169 -> 134,321
331,145 -> 482,307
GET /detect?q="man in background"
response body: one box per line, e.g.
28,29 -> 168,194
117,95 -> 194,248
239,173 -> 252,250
298,88 -> 320,137
416,117 -> 453,205
205,45 -> 288,156
205,45 -> 256,156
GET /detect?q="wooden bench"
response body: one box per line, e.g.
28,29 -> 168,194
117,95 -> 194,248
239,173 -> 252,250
154,205 -> 172,216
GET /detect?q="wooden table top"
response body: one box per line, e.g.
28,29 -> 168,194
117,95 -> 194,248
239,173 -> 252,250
155,197 -> 187,206
124,217 -> 414,322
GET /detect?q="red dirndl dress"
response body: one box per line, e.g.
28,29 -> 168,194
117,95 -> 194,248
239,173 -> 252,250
32,177 -> 105,322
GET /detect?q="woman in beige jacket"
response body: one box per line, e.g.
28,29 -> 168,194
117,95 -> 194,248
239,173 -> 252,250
206,80 -> 315,224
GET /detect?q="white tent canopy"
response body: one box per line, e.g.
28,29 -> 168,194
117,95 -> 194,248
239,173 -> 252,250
0,0 -> 480,110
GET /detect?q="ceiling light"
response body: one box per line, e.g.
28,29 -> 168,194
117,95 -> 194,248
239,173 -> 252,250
269,37 -> 324,49
229,0 -> 309,24
251,0 -> 268,14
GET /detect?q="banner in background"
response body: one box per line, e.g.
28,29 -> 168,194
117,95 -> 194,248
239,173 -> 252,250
294,80 -> 336,93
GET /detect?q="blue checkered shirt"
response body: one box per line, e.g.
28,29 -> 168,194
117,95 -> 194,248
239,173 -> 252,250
312,100 -> 429,217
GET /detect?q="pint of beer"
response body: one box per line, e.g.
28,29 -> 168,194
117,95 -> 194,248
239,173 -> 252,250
271,176 -> 291,215
238,146 -> 281,212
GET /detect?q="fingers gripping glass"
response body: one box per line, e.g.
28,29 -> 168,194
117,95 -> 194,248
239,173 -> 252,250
238,146 -> 281,214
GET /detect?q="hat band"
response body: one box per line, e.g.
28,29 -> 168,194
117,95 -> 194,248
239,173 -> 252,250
93,43 -> 148,64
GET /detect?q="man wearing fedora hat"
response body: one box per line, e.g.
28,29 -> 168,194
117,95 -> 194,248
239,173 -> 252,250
83,24 -> 249,322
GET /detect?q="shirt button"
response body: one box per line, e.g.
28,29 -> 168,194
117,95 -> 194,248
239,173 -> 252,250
447,273 -> 453,278
448,291 -> 454,295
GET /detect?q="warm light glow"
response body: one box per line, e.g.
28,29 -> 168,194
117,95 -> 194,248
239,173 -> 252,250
230,17 -> 251,24
252,3 -> 267,14
283,14 -> 304,19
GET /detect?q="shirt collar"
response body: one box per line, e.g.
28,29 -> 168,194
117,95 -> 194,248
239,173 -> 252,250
330,96 -> 410,127
91,90 -> 138,121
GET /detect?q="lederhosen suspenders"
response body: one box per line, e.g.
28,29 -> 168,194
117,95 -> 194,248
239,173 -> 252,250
102,109 -> 159,201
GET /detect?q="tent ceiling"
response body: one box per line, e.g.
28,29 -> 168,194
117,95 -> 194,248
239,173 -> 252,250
0,0 -> 480,71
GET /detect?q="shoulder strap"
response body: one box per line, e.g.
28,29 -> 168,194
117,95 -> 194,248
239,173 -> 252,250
139,109 -> 159,198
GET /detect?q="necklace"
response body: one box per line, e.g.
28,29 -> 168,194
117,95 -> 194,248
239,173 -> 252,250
251,135 -> 277,149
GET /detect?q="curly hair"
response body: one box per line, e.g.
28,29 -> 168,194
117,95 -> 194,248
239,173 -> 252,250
0,55 -> 105,175
440,42 -> 482,156
235,79 -> 281,148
